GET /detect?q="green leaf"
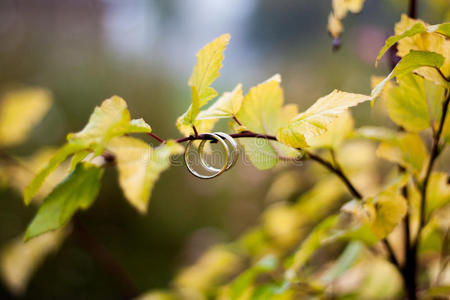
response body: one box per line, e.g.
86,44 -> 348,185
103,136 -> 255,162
0,88 -> 52,147
285,215 -> 339,277
277,90 -> 370,148
385,74 -> 431,132
229,255 -> 278,300
320,241 -> 363,284
369,192 -> 407,239
235,75 -> 301,170
25,163 -> 103,241
107,137 -> 183,213
376,23 -> 426,65
24,143 -> 83,205
371,50 -> 445,102
356,126 -> 397,142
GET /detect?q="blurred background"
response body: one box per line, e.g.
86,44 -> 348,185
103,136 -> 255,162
0,0 -> 448,299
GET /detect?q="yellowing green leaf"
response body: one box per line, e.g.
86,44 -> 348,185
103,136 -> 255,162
235,75 -> 301,169
107,137 -> 183,213
6,148 -> 70,203
174,245 -> 242,294
308,110 -> 354,149
67,95 -> 151,155
0,229 -> 68,295
385,74 -> 431,131
24,96 -> 151,204
369,192 -> 407,239
176,34 -> 231,136
277,90 -> 370,148
371,50 -> 445,102
197,84 -> 243,120
356,126 -> 397,142
286,215 -> 339,276
376,132 -> 427,175
189,34 -> 230,104
426,172 -> 450,218
376,23 -> 426,65
25,163 -> 103,241
0,88 -> 52,147
394,15 -> 450,86
24,143 -> 83,205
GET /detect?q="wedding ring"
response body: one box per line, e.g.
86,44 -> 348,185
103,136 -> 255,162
184,133 -> 229,179
198,132 -> 239,172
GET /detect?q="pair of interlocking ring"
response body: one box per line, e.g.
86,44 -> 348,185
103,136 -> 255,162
184,132 -> 239,179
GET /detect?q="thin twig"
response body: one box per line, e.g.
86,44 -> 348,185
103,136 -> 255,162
232,115 -> 243,126
148,132 -> 165,143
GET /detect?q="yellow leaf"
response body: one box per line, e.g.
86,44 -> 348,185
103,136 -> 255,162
376,132 -> 428,175
308,110 -> 354,149
395,15 -> 450,86
189,34 -> 230,104
174,246 -> 241,295
0,88 -> 52,147
0,228 -> 68,295
426,172 -> 450,218
327,13 -> 343,38
385,74 -> 431,132
107,137 -> 183,213
332,0 -> 365,19
67,95 -> 151,155
277,90 -> 370,148
235,75 -> 301,169
369,192 -> 407,239
6,148 -> 70,203
197,84 -> 243,120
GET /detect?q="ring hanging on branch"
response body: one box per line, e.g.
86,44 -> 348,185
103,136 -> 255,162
184,132 -> 239,179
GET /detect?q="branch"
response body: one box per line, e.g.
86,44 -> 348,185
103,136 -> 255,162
417,93 -> 449,238
408,0 -> 417,19
305,151 -> 362,199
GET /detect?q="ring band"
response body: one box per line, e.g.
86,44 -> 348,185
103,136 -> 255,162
184,133 -> 229,179
198,132 -> 239,172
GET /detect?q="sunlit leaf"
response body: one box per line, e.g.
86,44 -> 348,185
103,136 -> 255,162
332,0 -> 365,19
308,110 -> 354,149
369,191 -> 407,239
426,172 -> 450,218
176,34 -> 231,135
24,96 -> 150,204
356,126 -> 397,142
67,95 -> 151,155
376,132 -> 427,175
189,34 -> 230,104
24,143 -> 83,205
394,15 -> 450,86
197,84 -> 243,120
371,50 -> 445,102
277,90 -> 370,148
235,75 -> 301,169
0,229 -> 69,295
25,163 -> 103,241
327,13 -> 343,39
385,74 -> 431,131
0,88 -> 52,147
107,137 -> 183,213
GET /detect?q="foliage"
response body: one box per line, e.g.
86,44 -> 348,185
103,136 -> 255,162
0,6 -> 449,300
